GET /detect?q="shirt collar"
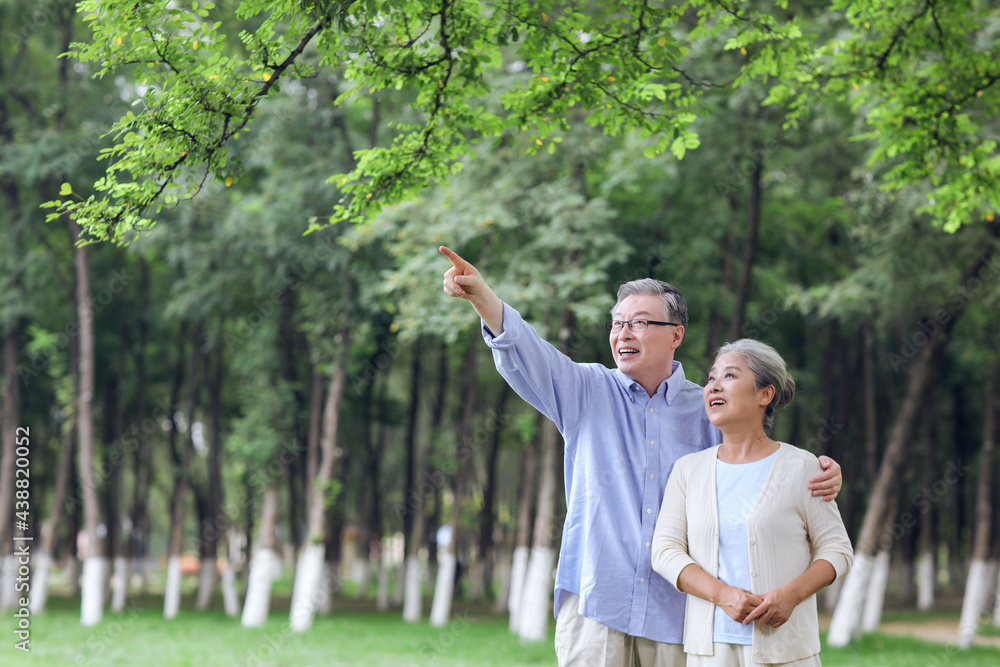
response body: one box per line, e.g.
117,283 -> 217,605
615,360 -> 687,404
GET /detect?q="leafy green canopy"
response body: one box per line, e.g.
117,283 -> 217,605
46,1 -> 1000,243
770,0 -> 1000,232
47,0 -> 806,243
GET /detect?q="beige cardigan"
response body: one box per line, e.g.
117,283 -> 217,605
651,443 -> 853,663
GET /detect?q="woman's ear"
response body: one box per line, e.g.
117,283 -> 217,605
758,384 -> 776,407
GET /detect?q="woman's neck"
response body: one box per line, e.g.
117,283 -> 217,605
718,427 -> 779,464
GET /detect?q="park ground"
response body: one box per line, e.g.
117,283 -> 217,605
2,582 -> 999,666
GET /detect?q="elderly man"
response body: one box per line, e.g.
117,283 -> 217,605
440,246 -> 842,667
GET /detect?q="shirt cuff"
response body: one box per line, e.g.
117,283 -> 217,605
482,302 -> 521,348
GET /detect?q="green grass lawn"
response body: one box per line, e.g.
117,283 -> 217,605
3,593 -> 999,666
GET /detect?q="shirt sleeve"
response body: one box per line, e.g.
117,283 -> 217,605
652,456 -> 698,587
801,459 -> 854,579
482,302 -> 596,434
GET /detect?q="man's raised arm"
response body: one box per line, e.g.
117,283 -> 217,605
440,246 -> 505,335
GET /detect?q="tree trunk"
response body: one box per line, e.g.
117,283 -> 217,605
828,341 -> 942,645
957,370 -> 997,648
30,409 -> 75,614
305,365 -> 322,537
917,408 -> 936,611
706,158 -> 740,357
196,343 -> 226,611
165,326 -> 201,619
402,340 -> 423,572
727,143 -> 764,341
70,221 -> 105,627
508,414 -> 540,632
279,291 -> 307,554
373,386 -> 391,612
0,324 -> 22,611
107,294 -> 128,612
431,342 -> 479,627
827,247 -> 987,645
861,548 -> 891,633
476,385 -> 510,602
241,482 -> 280,627
862,325 -> 880,484
290,328 -> 350,632
129,258 -> 152,595
517,306 -> 575,642
518,418 -> 560,641
403,341 -> 441,622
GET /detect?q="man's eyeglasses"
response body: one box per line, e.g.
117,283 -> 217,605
605,319 -> 681,333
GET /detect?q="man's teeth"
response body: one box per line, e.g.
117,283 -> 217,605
619,348 -> 638,355
710,398 -> 725,406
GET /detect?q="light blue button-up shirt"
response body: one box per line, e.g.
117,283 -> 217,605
484,303 -> 721,643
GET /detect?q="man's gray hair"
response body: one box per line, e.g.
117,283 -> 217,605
612,279 -> 689,328
715,338 -> 796,432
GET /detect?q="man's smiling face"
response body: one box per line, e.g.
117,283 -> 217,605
609,294 -> 684,394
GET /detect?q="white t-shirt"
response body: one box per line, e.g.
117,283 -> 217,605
713,450 -> 778,644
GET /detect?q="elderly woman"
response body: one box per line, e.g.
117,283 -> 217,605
651,339 -> 852,666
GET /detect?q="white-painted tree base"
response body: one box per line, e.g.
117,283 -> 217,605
517,546 -> 554,642
861,550 -> 890,633
429,552 -> 456,627
0,555 -> 19,610
376,559 -> 390,611
221,561 -> 240,617
163,555 -> 182,619
241,548 -> 275,628
917,550 -> 935,611
957,559 -> 994,648
29,552 -> 52,614
290,544 -> 326,632
80,557 -> 106,627
402,555 -> 422,622
110,556 -> 129,612
827,553 -> 873,647
507,545 -> 529,633
195,558 -> 216,611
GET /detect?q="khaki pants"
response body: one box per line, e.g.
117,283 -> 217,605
554,593 -> 686,667
687,643 -> 823,667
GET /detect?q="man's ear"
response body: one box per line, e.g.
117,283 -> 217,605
670,325 -> 685,350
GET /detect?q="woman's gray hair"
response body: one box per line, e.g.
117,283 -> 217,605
715,339 -> 796,432
612,278 -> 688,328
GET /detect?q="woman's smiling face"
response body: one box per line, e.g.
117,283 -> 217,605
704,351 -> 774,429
